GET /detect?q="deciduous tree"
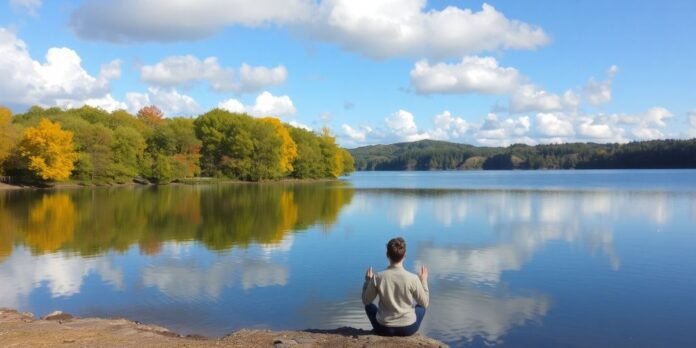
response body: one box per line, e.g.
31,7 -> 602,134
18,119 -> 78,182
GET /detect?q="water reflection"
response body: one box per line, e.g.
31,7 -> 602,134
336,188 -> 695,345
142,241 -> 290,301
0,183 -> 354,256
1,179 -> 695,346
0,248 -> 123,308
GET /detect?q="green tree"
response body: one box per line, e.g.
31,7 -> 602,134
289,127 -> 323,178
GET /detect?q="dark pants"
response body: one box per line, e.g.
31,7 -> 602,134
364,304 -> 426,336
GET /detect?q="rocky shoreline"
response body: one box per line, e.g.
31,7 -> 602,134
0,309 -> 447,347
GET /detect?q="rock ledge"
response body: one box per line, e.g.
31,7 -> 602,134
0,309 -> 447,347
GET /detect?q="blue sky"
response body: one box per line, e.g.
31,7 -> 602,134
1,0 -> 695,147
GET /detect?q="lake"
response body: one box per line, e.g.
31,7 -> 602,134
1,170 -> 696,347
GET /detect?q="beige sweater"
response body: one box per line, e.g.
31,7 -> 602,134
361,265 -> 429,327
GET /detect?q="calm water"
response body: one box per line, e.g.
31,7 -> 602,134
1,170 -> 696,347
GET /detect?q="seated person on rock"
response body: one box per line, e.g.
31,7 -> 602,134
362,237 -> 429,336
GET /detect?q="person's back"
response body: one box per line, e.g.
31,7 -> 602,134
361,237 -> 429,336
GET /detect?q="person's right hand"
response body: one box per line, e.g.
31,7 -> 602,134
419,265 -> 429,283
365,266 -> 374,281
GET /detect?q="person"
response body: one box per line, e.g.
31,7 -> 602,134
361,237 -> 429,336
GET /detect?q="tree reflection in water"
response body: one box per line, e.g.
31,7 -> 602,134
0,183 -> 355,256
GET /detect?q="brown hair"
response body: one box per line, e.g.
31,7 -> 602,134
386,237 -> 406,263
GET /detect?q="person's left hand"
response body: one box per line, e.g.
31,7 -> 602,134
365,266 -> 374,281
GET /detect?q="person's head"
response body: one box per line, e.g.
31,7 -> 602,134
386,237 -> 406,264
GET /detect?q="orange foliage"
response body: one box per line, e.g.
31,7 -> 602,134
137,105 -> 165,128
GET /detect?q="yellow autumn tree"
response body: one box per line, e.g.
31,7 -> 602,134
18,118 -> 78,181
0,106 -> 17,171
261,117 -> 298,174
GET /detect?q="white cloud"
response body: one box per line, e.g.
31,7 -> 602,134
475,113 -> 534,146
217,98 -> 246,114
126,88 -> 199,116
311,1 -> 549,59
410,57 -> 521,95
536,113 -> 575,138
626,107 -> 673,140
70,1 -> 548,59
56,94 -> 127,112
0,28 -> 121,107
10,0 -> 42,15
509,84 -> 564,113
140,55 -> 287,93
577,116 -> 625,141
431,111 -> 471,140
384,109 -> 429,141
342,124 -> 369,142
217,91 -> 296,117
70,0 -> 314,42
583,65 -> 619,106
341,105 -> 678,147
237,64 -> 288,93
689,111 -> 696,128
249,91 -> 296,116
385,110 -> 418,136
288,120 -> 313,131
643,107 -> 673,128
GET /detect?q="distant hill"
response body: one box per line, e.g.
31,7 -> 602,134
348,139 -> 696,170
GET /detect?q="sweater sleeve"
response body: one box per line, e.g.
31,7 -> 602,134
362,277 -> 378,305
412,277 -> 430,308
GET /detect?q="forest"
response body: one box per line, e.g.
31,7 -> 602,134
350,139 -> 696,170
0,105 -> 354,184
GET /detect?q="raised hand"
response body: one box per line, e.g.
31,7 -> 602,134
419,265 -> 429,283
365,266 -> 374,281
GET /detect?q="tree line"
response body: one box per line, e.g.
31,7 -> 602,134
350,139 -> 696,170
0,105 -> 354,184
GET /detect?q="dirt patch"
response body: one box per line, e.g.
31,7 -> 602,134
0,309 -> 447,347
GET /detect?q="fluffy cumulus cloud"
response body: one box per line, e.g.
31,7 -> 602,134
69,1 -> 548,59
619,107 -> 673,140
475,114 -> 533,146
310,1 -> 549,59
126,88 -> 199,116
431,111 -> 471,140
340,105 -> 679,148
572,107 -> 673,142
140,55 -> 287,93
70,0 -> 314,42
0,28 -> 121,108
10,0 -> 42,15
56,94 -> 127,113
583,65 -> 618,106
384,110 -> 429,141
342,124 -> 371,142
341,109 -> 532,147
509,85 -> 564,113
536,113 -> 575,138
218,91 -> 296,117
410,57 -> 521,95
